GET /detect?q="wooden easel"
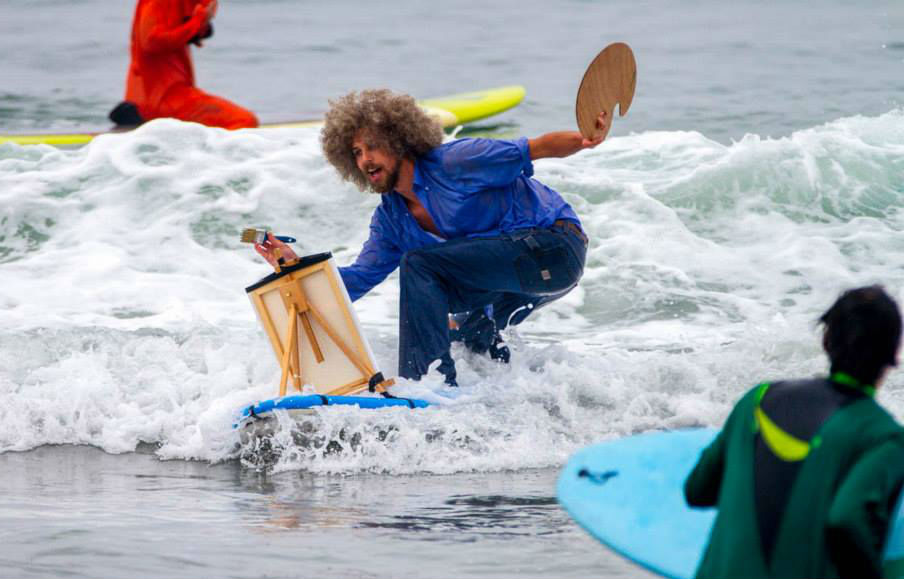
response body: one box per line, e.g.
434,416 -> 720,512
246,253 -> 395,397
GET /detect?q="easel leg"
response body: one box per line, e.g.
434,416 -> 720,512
305,302 -> 374,379
279,306 -> 299,397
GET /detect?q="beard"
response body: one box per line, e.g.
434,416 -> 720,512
367,157 -> 401,194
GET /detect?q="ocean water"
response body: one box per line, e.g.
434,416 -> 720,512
0,0 -> 903,577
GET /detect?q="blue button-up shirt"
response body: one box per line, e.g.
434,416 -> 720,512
338,137 -> 582,301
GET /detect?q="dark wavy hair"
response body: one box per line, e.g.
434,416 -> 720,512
320,89 -> 444,192
819,285 -> 902,385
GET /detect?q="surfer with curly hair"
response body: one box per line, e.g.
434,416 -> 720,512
685,285 -> 903,579
256,89 -> 609,386
109,0 -> 258,130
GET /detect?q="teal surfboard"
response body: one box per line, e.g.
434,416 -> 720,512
557,429 -> 904,579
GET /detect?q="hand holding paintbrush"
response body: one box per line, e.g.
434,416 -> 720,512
240,228 -> 299,271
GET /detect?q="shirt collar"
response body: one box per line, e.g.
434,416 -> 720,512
412,158 -> 426,191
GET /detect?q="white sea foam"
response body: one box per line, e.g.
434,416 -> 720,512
0,112 -> 901,473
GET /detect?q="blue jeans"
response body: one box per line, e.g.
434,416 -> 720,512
397,224 -> 587,383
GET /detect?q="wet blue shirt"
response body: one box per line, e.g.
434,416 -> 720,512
338,137 -> 582,301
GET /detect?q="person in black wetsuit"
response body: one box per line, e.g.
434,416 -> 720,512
685,285 -> 903,579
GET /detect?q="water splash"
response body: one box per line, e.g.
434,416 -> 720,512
0,112 -> 901,472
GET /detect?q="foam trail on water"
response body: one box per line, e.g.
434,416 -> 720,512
0,112 -> 901,472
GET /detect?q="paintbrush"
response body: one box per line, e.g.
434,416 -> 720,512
239,228 -> 297,244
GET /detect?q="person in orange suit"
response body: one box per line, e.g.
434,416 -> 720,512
110,0 -> 258,129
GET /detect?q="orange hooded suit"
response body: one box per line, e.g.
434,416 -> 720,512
124,0 -> 258,129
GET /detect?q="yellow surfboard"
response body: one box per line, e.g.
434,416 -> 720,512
0,85 -> 526,147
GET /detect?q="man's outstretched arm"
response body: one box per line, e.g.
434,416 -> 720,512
528,110 -> 611,160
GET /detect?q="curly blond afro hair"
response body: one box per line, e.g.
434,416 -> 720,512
320,89 -> 444,192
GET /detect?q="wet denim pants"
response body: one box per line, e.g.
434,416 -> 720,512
397,225 -> 587,382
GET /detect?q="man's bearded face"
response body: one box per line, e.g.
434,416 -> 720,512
352,130 -> 401,194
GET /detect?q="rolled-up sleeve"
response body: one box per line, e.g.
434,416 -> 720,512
442,137 -> 534,190
338,210 -> 403,302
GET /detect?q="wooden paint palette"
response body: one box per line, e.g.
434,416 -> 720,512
575,43 -> 637,140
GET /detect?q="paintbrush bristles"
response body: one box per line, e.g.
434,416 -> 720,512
240,228 -> 267,244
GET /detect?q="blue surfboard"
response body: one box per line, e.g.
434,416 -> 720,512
235,394 -> 429,429
557,428 -> 904,579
